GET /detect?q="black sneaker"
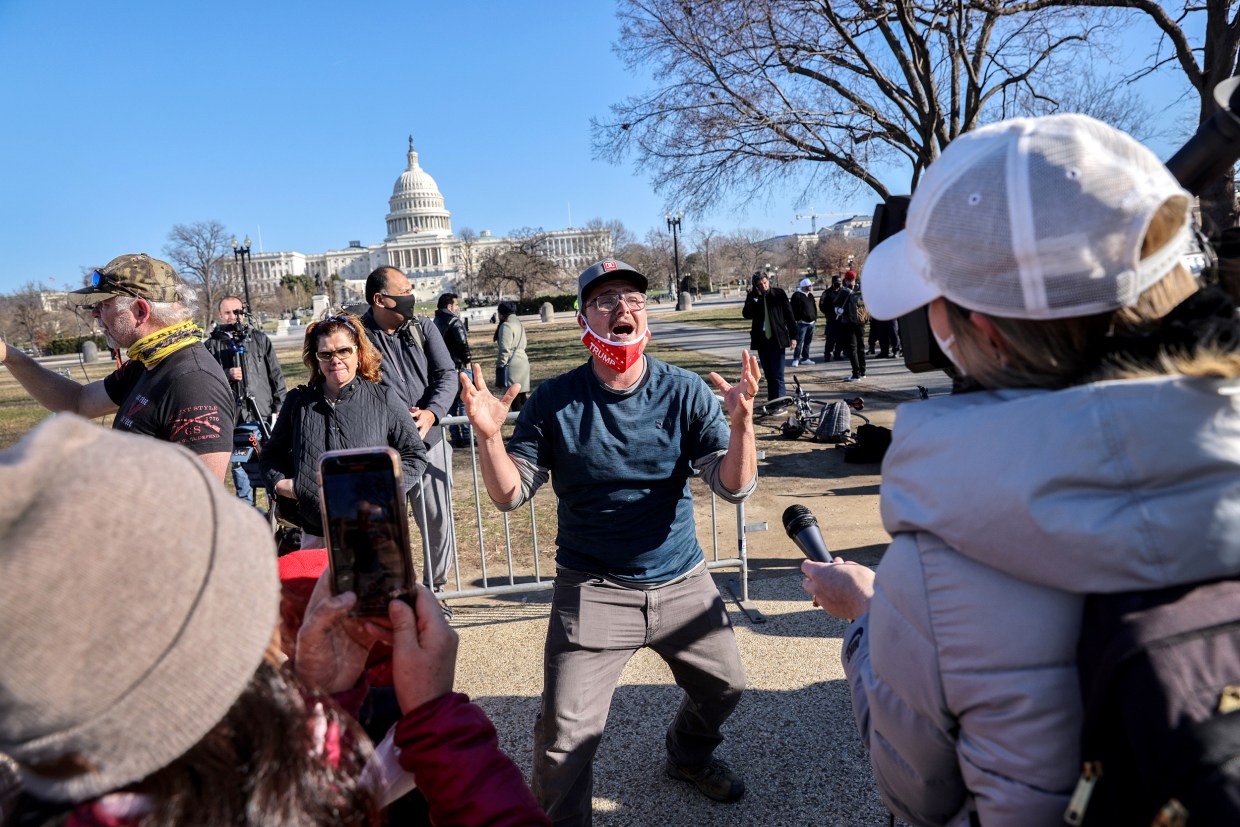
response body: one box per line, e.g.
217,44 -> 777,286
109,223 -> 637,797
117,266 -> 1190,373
666,758 -> 745,803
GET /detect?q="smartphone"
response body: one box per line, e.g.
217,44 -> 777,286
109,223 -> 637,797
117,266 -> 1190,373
317,447 -> 415,616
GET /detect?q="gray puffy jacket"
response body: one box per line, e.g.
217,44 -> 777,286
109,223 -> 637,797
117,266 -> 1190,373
846,370 -> 1240,826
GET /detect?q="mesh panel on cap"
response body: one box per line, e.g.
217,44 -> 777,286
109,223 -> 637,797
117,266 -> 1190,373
916,114 -> 1187,320
1026,119 -> 1146,315
919,137 -> 1028,314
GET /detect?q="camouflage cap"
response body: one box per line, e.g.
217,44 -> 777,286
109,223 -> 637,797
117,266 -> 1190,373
66,254 -> 184,306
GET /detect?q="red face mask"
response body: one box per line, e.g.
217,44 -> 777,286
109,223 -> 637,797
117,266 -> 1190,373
581,320 -> 651,372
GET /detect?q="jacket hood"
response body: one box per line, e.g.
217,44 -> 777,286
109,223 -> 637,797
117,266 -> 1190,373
880,373 -> 1240,593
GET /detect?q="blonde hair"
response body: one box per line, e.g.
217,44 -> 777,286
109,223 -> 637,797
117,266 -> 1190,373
945,197 -> 1211,389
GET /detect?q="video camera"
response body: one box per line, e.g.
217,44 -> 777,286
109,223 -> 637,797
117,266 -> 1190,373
873,75 -> 1240,376
217,312 -> 253,347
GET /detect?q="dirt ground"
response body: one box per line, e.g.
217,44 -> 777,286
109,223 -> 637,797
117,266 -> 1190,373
437,378 -> 898,597
727,388 -> 895,574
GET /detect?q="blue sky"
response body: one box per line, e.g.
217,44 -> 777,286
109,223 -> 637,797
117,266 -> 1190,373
0,1 -> 1197,295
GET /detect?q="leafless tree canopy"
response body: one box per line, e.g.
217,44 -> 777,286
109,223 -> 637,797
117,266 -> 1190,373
0,282 -> 81,353
584,217 -> 634,255
454,227 -> 482,299
813,233 -> 870,276
476,228 -> 569,301
1016,0 -> 1240,229
595,0 -> 1115,211
164,220 -> 233,328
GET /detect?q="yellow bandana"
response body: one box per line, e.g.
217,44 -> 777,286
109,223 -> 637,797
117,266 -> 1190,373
125,319 -> 204,368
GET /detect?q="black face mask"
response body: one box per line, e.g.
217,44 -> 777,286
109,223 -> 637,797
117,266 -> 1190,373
384,293 -> 419,320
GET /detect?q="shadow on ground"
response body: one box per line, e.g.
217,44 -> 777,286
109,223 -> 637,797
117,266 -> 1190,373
451,572 -> 894,826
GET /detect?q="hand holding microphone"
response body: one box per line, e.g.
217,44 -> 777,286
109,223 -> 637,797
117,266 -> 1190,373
784,504 -> 876,620
783,504 -> 832,563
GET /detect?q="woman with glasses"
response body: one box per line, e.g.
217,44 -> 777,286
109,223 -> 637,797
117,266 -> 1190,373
262,313 -> 427,549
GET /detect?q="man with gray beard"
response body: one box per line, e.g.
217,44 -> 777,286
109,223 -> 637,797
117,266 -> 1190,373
0,253 -> 233,480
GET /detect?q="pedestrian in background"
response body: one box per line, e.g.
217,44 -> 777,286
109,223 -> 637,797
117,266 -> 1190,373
495,301 -> 530,411
833,271 -> 867,381
205,295 -> 287,507
820,274 -> 844,362
790,278 -> 817,367
742,272 -> 796,402
360,268 -> 460,593
434,292 -> 473,448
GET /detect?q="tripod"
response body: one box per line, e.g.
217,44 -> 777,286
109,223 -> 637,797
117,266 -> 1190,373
224,327 -> 272,511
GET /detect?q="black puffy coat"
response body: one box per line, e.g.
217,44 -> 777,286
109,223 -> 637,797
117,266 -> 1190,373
261,379 -> 427,535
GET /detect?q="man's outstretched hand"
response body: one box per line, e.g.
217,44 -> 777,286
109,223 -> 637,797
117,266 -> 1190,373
708,349 -> 762,428
459,364 -> 521,441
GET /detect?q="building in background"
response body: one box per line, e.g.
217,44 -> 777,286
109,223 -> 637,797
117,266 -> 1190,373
223,137 -> 611,304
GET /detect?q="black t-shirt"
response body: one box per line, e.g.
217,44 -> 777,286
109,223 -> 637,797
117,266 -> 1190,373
103,344 -> 235,454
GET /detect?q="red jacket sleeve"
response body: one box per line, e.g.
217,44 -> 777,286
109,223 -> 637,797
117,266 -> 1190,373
393,692 -> 549,827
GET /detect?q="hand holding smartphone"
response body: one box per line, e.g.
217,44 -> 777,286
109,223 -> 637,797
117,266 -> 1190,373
318,447 -> 416,616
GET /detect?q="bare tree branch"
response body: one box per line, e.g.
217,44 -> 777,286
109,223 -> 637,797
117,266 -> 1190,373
163,220 -> 233,328
596,0 -> 1125,213
1008,0 -> 1240,228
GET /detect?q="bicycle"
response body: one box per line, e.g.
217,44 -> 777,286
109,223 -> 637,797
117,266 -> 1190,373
755,375 -> 868,441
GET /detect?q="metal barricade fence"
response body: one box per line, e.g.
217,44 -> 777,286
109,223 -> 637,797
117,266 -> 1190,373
414,412 -> 761,616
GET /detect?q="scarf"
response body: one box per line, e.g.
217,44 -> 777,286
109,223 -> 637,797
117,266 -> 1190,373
125,319 -> 204,368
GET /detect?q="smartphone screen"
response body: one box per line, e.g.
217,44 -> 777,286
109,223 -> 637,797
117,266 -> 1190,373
318,448 -> 414,615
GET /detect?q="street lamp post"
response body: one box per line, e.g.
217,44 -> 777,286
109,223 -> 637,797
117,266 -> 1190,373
231,235 -> 254,314
665,209 -> 683,300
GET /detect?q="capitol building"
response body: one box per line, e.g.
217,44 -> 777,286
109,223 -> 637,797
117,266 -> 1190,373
223,138 -> 612,302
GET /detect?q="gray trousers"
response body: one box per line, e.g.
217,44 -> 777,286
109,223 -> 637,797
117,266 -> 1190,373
409,438 -> 454,588
532,565 -> 747,826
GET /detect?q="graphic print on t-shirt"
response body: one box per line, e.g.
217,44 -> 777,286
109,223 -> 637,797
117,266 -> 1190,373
169,404 -> 225,443
118,393 -> 151,430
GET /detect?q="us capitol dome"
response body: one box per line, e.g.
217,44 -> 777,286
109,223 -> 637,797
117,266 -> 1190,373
386,137 -> 452,240
222,136 -> 611,304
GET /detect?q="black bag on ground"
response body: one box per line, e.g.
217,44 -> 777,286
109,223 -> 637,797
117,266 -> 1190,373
814,401 -> 851,443
843,424 -> 891,463
1065,578 -> 1240,826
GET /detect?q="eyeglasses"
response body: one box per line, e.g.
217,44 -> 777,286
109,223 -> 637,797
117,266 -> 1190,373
315,346 -> 357,362
88,269 -> 143,301
588,292 -> 647,313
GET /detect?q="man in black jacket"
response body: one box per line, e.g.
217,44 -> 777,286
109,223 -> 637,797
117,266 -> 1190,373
1,254 -> 234,481
433,292 -> 472,448
361,267 -> 460,590
819,275 -> 844,362
205,295 -> 287,506
742,272 -> 796,402
834,271 -> 867,381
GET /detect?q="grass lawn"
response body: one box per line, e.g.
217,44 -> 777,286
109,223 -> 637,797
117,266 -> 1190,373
0,308 -> 745,449
0,308 -> 748,590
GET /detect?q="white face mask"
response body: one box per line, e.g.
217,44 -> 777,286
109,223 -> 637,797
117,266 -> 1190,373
932,329 -> 966,374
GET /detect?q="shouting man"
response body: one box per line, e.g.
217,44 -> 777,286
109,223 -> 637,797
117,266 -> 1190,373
461,258 -> 759,826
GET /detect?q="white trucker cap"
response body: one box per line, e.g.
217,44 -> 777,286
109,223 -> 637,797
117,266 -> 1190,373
862,113 -> 1192,321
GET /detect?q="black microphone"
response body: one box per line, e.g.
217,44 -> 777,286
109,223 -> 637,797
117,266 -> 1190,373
782,504 -> 832,563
